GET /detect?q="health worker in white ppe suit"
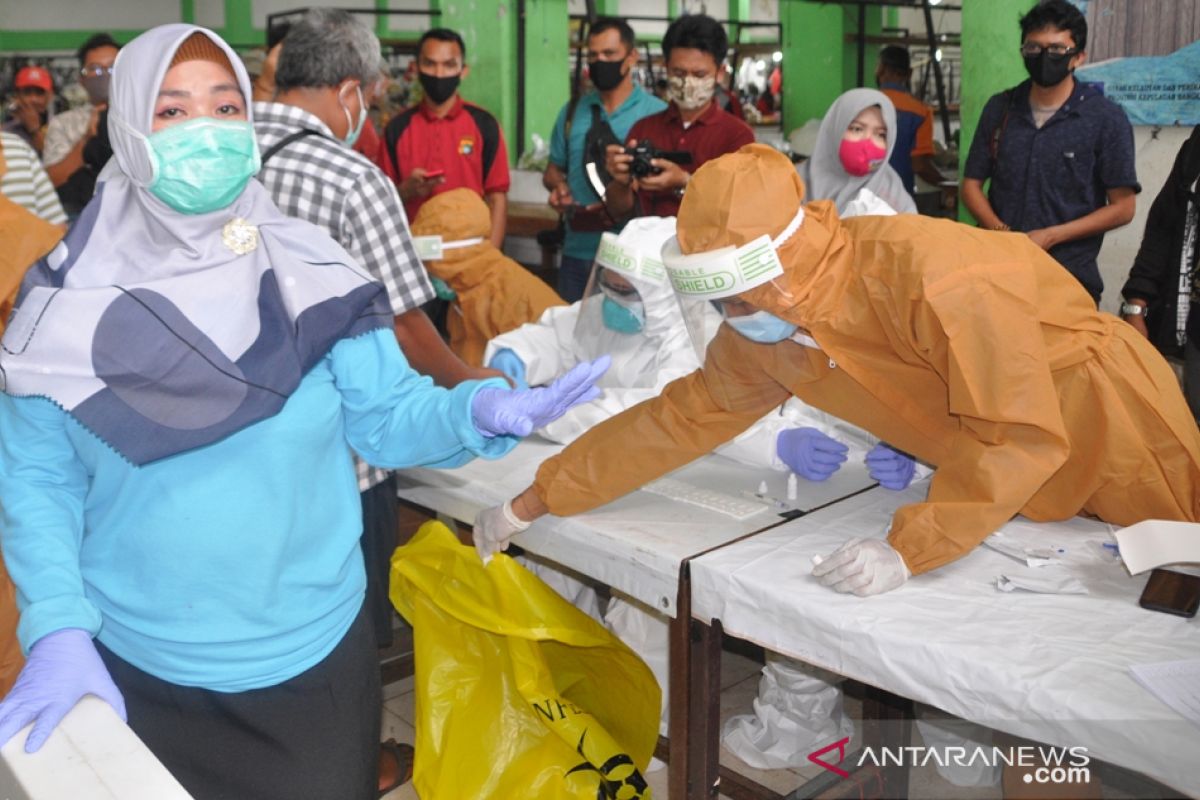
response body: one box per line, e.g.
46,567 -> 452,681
485,217 -> 899,485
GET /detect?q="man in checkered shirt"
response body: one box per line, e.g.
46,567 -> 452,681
254,9 -> 500,660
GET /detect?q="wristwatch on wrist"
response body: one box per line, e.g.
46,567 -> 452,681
675,172 -> 690,199
1120,302 -> 1147,317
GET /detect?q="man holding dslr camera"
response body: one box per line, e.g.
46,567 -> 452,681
544,17 -> 664,301
603,14 -> 753,220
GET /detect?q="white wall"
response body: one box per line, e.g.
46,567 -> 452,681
383,0 -> 436,34
619,0 -> 670,39
748,0 -> 777,25
0,0 -> 179,30
194,0 -> 226,30
891,6 -> 959,39
1097,124 -> 1190,314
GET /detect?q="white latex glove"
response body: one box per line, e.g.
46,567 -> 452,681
811,538 -> 910,596
473,500 -> 531,563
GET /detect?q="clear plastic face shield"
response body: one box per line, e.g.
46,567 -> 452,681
575,231 -> 667,339
411,234 -> 486,301
662,205 -> 805,359
411,234 -> 486,262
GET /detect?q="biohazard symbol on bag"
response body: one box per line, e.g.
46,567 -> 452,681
567,730 -> 651,800
390,521 -> 660,799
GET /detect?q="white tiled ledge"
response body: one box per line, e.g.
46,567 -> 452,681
0,696 -> 193,799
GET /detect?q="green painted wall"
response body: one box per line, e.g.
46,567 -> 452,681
522,0 -> 569,157
840,5 -> 882,95
780,4 -> 879,135
780,2 -> 842,134
440,0 -> 518,163
958,0 -> 1026,221
220,0 -> 254,46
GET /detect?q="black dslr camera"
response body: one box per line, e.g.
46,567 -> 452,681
628,143 -> 693,178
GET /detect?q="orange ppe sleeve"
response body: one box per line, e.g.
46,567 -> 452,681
886,261 -> 1072,574
0,553 -> 22,696
534,325 -> 793,516
0,196 -> 62,337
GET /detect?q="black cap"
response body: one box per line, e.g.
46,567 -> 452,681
879,45 -> 911,73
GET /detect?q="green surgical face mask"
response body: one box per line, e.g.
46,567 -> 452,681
147,119 -> 261,214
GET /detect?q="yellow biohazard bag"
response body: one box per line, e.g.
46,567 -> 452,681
389,521 -> 660,800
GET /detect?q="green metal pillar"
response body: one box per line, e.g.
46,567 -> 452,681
728,0 -> 750,44
374,0 -> 390,38
440,0 -> 518,163
958,0 -> 1026,221
181,0 -> 196,25
522,0 -> 569,158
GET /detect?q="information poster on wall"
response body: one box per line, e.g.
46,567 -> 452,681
1069,0 -> 1200,125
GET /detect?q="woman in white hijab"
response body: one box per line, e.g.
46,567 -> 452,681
0,24 -> 604,800
800,87 -> 917,215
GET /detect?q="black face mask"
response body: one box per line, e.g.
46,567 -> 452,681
588,59 -> 627,92
82,74 -> 110,105
419,72 -> 460,105
1023,51 -> 1073,88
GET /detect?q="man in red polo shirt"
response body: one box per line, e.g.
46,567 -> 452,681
382,28 -> 510,247
603,14 -> 754,219
2,67 -> 53,155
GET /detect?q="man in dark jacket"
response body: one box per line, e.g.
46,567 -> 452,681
1121,126 -> 1200,423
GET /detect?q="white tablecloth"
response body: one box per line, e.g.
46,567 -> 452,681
689,481 -> 1200,796
395,437 -> 877,616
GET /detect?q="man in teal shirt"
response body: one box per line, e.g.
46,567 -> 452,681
544,17 -> 666,301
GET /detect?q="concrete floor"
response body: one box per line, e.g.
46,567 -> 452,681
378,647 -> 1023,800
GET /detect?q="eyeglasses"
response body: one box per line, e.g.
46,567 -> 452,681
80,65 -> 113,78
1019,43 -> 1077,58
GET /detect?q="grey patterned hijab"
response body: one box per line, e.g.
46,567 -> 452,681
800,88 -> 916,215
0,25 -> 391,464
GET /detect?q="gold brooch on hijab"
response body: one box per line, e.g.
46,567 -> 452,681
221,217 -> 259,255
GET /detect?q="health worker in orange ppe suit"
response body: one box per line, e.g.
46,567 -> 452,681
0,194 -> 63,694
473,144 -> 1200,596
410,188 -> 565,366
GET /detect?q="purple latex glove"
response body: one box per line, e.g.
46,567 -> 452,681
865,442 -> 916,490
471,355 -> 610,437
776,427 -> 849,481
0,628 -> 127,753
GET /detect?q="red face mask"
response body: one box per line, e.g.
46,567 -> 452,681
838,137 -> 887,177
